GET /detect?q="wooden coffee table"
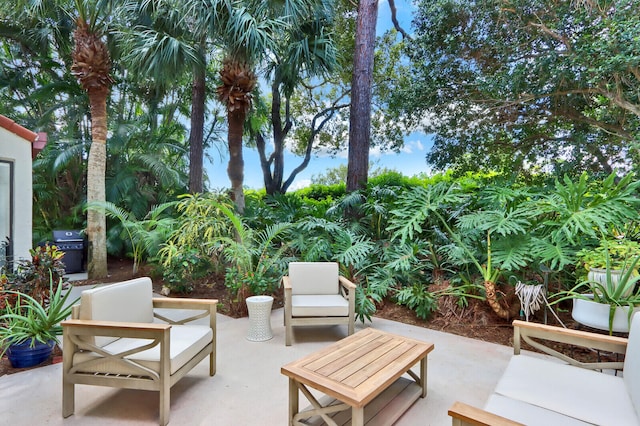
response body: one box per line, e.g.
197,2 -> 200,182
281,328 -> 435,426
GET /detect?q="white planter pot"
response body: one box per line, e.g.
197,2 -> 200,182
572,296 -> 640,333
587,268 -> 630,297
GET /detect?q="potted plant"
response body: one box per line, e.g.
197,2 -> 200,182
576,238 -> 640,295
0,276 -> 78,368
553,250 -> 640,334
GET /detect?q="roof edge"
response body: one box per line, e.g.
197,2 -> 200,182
0,114 -> 38,143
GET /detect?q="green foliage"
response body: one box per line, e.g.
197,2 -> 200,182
209,202 -> 294,298
157,193 -> 235,289
387,181 -> 465,244
290,217 -> 376,267
159,247 -> 210,294
9,244 -> 67,305
295,182 -> 346,201
403,0 -> 640,173
88,201 -> 178,274
395,284 -> 437,320
577,238 -> 640,272
533,172 -> 640,269
0,275 -> 79,354
552,247 -> 640,334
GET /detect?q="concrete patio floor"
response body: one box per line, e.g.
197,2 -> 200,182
0,296 -> 516,425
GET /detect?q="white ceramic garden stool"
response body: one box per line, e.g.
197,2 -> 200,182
246,295 -> 274,341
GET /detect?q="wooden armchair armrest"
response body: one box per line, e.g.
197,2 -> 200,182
152,297 -> 217,326
282,275 -> 292,290
61,318 -> 171,339
449,401 -> 524,426
338,276 -> 357,291
152,297 -> 218,309
513,320 -> 627,370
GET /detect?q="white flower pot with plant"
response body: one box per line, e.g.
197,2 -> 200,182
553,248 -> 640,335
577,238 -> 640,297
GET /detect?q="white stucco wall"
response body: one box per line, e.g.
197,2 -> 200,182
0,126 -> 33,263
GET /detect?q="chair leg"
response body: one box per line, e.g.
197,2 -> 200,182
159,329 -> 170,426
62,380 -> 75,418
286,322 -> 292,346
159,381 -> 170,426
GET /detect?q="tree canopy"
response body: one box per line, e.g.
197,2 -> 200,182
398,0 -> 640,174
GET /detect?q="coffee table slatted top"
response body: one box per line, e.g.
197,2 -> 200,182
281,328 -> 435,408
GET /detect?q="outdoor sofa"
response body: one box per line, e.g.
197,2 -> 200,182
449,318 -> 640,425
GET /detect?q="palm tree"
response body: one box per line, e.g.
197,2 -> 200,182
253,1 -> 339,195
216,57 -> 257,212
213,2 -> 320,212
71,3 -> 114,278
116,0 -> 218,194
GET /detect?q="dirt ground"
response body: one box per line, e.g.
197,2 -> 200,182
0,257 -> 595,376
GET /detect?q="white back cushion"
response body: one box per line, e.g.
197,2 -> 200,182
623,314 -> 640,415
79,277 -> 155,346
289,262 -> 339,295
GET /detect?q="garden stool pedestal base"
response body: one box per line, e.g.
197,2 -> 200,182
246,295 -> 274,341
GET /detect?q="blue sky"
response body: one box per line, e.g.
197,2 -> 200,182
205,0 -> 432,190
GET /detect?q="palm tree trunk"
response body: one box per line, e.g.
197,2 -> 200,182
484,280 -> 519,319
86,89 -> 108,279
227,109 -> 245,213
189,64 -> 205,193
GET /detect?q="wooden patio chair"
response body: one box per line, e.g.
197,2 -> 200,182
61,277 -> 217,426
283,261 -> 356,346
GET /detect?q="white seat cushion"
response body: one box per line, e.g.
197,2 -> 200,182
624,314 -> 640,415
289,262 -> 339,295
79,277 -> 155,347
73,324 -> 213,375
485,394 -> 590,425
291,294 -> 349,317
495,355 -> 638,425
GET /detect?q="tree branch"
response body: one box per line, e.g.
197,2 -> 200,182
281,102 -> 350,192
387,0 -> 411,40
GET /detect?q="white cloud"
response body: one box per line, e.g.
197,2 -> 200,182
400,139 -> 425,154
288,179 -> 312,191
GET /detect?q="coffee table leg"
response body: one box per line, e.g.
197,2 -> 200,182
353,406 -> 364,426
289,378 -> 299,426
420,356 -> 428,398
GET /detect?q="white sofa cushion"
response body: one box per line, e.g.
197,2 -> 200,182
495,355 -> 638,425
289,262 -> 339,295
485,394 -> 590,425
73,324 -> 213,375
79,277 -> 155,347
291,294 -> 349,317
624,314 -> 640,416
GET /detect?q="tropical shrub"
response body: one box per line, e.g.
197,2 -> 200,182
8,244 -> 67,304
157,193 -> 235,288
212,205 -> 294,312
88,201 -> 178,274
